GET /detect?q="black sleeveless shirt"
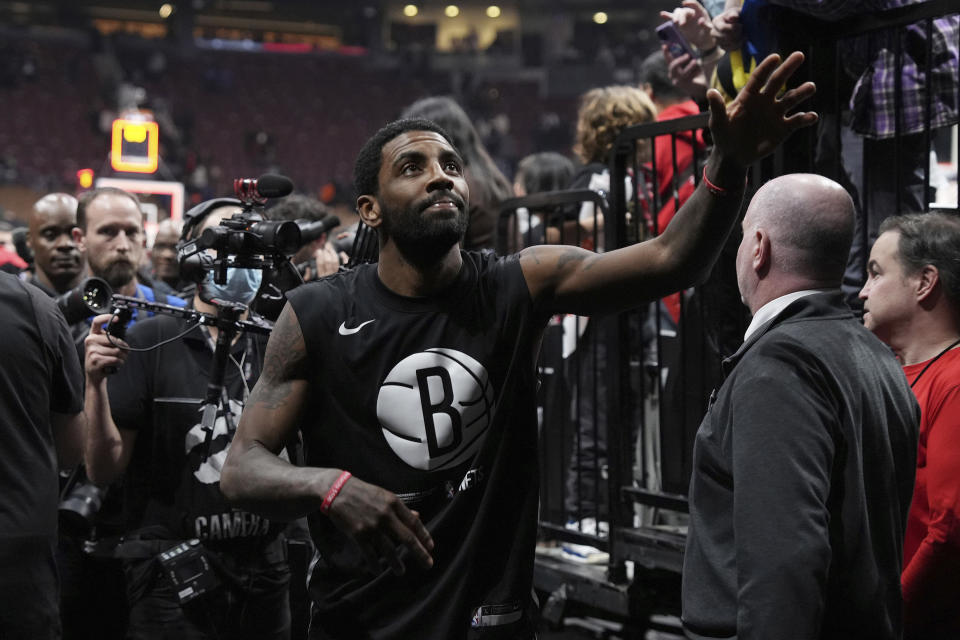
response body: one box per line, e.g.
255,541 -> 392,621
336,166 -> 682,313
288,250 -> 546,639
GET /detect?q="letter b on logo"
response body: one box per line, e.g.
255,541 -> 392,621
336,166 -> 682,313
378,349 -> 494,471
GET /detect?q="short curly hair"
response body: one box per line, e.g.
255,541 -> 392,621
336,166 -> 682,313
353,118 -> 455,199
573,86 -> 658,165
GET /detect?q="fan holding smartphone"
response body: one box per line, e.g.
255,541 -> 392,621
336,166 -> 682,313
654,1 -> 725,104
656,21 -> 698,59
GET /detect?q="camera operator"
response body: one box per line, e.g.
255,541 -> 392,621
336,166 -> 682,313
60,187 -> 186,640
83,199 -> 291,640
74,187 -> 186,319
0,270 -> 84,640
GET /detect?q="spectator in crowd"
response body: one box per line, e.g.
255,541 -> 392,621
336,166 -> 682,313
82,200 -> 292,639
682,173 -> 920,639
639,50 -> 707,234
658,1 -> 725,103
859,213 -> 960,638
511,151 -> 576,247
702,0 -> 958,306
0,219 -> 15,253
639,50 -> 709,327
401,96 -> 514,252
571,84 -> 658,244
148,218 -> 183,297
219,51 -> 818,638
269,194 -> 346,282
0,219 -> 29,274
0,271 -> 84,640
26,194 -> 85,297
514,152 -> 576,200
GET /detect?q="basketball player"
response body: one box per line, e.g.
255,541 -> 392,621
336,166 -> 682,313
219,52 -> 818,639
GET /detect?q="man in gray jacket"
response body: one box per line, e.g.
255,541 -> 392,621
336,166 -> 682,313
682,173 -> 920,639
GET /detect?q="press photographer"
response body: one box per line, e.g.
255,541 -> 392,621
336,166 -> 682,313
59,186 -> 189,640
83,178 -> 302,640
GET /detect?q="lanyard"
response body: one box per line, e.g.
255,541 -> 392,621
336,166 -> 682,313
910,337 -> 960,388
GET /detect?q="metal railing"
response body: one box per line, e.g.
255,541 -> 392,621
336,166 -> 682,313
508,4 -> 956,625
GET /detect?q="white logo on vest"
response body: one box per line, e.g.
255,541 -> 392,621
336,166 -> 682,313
185,398 -> 244,484
184,399 -> 288,484
377,348 -> 494,471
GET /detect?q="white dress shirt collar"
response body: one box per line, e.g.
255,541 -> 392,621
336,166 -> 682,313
743,289 -> 830,342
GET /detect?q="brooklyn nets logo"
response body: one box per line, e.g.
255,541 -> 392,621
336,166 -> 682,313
377,348 -> 494,471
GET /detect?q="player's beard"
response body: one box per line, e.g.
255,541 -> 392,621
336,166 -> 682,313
381,191 -> 468,268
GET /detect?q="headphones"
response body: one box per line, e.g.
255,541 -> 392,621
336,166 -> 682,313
178,198 -> 244,284
179,197 -> 243,245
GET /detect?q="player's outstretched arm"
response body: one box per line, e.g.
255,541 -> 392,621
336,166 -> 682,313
222,303 -> 434,574
521,51 -> 817,317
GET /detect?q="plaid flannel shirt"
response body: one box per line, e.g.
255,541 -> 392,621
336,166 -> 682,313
771,0 -> 958,139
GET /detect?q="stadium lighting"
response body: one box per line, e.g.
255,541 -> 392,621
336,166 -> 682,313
76,169 -> 94,189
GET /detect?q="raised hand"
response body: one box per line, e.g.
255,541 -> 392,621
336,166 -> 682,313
711,6 -> 743,50
325,474 -> 435,576
660,0 -> 716,51
706,51 -> 817,170
662,48 -> 709,102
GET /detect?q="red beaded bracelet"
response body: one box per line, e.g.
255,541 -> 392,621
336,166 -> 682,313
320,471 -> 352,514
702,166 -> 741,196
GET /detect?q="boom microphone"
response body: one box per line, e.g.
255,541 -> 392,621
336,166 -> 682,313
297,215 -> 341,246
254,174 -> 294,198
233,174 -> 294,203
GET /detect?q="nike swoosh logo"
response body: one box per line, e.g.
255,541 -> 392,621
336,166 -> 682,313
338,319 -> 376,336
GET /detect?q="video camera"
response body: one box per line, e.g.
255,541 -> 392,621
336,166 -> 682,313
177,174 -> 300,288
54,277 -> 113,325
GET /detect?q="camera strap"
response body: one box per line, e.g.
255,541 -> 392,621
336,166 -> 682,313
200,325 -> 256,405
83,536 -> 186,559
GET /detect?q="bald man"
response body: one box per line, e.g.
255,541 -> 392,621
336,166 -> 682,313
682,174 -> 920,640
27,193 -> 85,296
149,218 -> 183,296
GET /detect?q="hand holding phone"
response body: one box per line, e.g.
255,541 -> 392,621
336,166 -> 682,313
656,21 -> 696,60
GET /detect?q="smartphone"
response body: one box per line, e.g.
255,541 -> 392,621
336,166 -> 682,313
656,21 -> 696,59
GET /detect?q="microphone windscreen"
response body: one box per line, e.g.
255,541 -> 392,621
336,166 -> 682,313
256,174 -> 294,198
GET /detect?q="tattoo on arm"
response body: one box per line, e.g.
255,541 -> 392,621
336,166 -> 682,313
523,246 -> 543,265
251,307 -> 308,410
555,248 -> 597,272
